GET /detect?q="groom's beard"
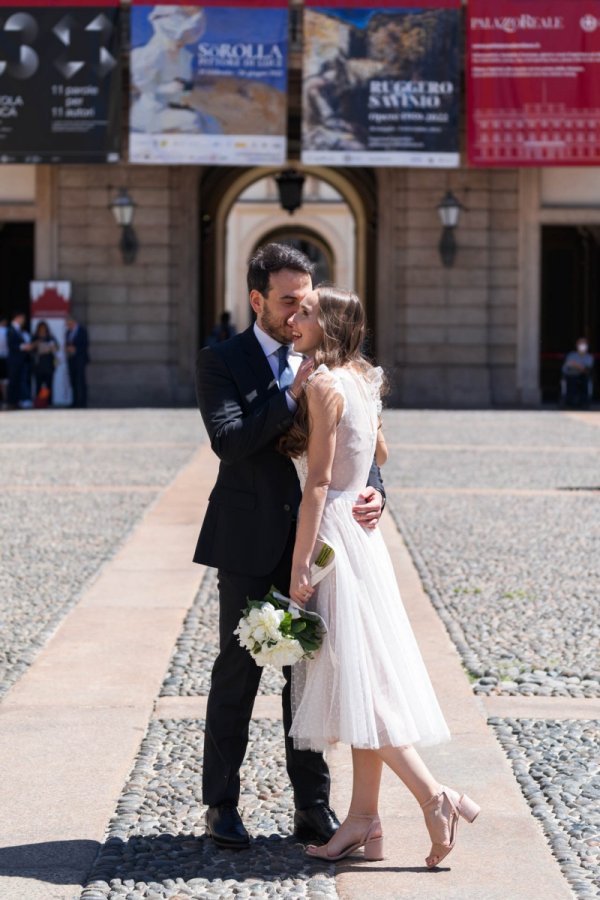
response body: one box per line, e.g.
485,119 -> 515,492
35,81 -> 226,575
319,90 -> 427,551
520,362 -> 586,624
260,305 -> 294,345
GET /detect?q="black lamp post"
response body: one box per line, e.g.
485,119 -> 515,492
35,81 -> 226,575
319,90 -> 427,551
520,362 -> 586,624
437,190 -> 463,268
109,188 -> 138,264
276,169 -> 305,215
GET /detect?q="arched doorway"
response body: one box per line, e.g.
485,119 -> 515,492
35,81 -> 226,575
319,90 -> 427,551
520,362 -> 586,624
224,172 -> 354,332
198,165 -> 377,348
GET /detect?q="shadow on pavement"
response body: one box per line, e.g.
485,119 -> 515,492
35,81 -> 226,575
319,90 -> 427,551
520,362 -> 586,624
0,839 -> 100,884
80,832 -> 333,892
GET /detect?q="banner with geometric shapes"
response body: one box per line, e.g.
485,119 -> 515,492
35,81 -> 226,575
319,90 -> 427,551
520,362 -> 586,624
0,0 -> 121,163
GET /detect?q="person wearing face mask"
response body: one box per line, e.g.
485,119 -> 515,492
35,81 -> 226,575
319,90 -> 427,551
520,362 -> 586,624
561,338 -> 594,408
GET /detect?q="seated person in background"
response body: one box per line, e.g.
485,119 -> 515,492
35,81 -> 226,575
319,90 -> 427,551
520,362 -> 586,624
562,337 -> 594,408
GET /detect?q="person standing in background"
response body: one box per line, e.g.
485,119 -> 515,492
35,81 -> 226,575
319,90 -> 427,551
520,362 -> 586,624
205,311 -> 237,348
7,312 -> 33,410
65,315 -> 90,409
0,317 -> 8,409
32,320 -> 59,406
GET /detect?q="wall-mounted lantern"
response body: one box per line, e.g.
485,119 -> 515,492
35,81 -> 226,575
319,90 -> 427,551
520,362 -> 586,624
109,187 -> 138,264
437,190 -> 463,268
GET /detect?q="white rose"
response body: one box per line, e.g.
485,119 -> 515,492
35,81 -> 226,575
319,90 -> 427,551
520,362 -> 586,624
234,619 -> 254,651
259,607 -> 285,641
247,607 -> 263,627
266,637 -> 304,668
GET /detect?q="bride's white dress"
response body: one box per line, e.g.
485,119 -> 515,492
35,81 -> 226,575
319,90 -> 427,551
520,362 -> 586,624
290,364 -> 451,752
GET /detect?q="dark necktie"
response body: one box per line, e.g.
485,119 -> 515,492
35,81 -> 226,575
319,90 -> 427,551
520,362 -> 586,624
277,344 -> 294,391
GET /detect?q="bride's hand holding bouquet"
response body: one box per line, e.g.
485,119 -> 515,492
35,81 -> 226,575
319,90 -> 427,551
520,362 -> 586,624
290,560 -> 314,607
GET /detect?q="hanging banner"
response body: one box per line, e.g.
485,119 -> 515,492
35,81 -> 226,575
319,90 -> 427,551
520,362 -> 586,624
301,0 -> 461,167
468,0 -> 600,166
130,0 -> 288,165
0,0 -> 121,164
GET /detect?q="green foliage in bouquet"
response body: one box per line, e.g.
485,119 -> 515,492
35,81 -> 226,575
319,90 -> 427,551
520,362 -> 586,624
246,587 -> 324,656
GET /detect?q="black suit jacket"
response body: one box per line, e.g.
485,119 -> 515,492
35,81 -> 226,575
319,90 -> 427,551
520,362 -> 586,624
7,325 -> 27,364
67,325 -> 89,365
194,326 -> 385,577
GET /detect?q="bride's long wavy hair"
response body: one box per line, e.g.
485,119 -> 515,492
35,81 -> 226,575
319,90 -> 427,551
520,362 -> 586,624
278,285 -> 376,459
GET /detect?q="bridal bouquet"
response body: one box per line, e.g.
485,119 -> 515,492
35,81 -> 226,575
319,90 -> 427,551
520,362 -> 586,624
234,543 -> 335,668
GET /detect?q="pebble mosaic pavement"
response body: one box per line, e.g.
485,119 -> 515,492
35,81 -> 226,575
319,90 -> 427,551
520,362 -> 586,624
3,408 -> 599,899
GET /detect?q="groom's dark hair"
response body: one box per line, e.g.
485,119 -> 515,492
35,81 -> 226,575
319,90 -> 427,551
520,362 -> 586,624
247,242 -> 315,297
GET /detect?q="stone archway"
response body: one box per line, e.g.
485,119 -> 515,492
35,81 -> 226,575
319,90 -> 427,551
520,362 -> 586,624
198,164 -> 376,349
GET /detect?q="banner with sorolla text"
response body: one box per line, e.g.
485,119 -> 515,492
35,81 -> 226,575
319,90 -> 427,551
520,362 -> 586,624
129,0 -> 289,165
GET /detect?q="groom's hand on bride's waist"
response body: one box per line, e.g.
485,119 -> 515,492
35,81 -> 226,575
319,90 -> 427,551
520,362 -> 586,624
352,487 -> 383,530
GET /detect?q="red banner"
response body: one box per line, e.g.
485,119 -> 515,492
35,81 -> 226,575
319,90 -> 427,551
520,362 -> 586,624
467,0 -> 600,166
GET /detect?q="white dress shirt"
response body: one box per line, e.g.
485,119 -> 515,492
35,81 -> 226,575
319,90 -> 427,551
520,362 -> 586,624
253,321 -> 302,412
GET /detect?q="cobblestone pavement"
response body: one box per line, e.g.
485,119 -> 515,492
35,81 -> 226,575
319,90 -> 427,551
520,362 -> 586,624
5,409 -> 597,899
0,409 -> 203,700
81,718 -> 336,900
491,719 -> 600,899
382,411 -> 600,698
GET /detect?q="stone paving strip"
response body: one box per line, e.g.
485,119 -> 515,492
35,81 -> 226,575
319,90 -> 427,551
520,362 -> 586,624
0,410 -> 203,701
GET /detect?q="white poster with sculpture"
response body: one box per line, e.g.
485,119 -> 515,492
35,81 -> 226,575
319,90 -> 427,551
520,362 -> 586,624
129,1 -> 289,165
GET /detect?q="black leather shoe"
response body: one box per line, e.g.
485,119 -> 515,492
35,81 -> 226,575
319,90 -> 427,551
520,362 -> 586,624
293,805 -> 340,844
205,804 -> 250,849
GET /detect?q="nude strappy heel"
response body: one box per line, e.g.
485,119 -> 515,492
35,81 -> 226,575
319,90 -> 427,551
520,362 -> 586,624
305,813 -> 384,861
421,785 -> 480,868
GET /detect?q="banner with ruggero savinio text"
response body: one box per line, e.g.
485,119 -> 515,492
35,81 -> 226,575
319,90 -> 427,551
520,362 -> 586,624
0,0 -> 121,163
129,0 -> 288,165
467,0 -> 600,166
302,0 -> 461,167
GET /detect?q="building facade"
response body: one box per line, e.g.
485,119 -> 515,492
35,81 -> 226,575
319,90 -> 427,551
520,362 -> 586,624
1,0 -> 599,410
2,160 -> 598,407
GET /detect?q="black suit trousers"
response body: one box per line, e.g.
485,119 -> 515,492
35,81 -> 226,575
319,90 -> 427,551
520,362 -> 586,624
68,358 -> 87,408
202,526 -> 331,810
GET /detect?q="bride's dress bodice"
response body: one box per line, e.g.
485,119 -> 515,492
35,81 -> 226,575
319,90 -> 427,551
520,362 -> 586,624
294,364 -> 383,494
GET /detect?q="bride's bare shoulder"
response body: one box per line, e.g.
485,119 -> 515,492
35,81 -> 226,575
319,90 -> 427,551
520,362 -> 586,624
305,364 -> 344,416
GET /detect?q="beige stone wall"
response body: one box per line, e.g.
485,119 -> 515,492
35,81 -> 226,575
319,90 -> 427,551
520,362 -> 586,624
55,164 -> 198,406
377,168 -> 520,407
50,161 -> 524,408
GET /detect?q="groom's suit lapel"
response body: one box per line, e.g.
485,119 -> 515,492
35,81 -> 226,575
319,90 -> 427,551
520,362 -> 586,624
239,326 -> 280,407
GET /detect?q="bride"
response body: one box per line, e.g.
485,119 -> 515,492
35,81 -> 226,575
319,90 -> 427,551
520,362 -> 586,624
278,285 -> 480,867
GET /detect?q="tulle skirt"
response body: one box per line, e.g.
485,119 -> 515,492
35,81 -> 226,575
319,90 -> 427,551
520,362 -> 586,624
290,491 -> 451,752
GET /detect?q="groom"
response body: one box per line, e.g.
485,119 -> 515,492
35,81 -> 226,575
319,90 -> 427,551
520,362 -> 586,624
194,243 -> 385,849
